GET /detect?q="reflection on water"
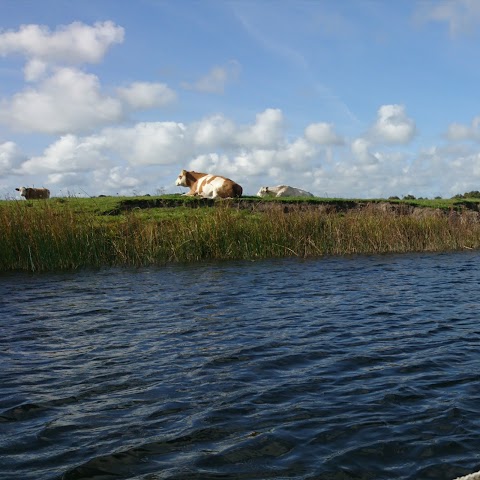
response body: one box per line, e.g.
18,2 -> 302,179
1,252 -> 480,479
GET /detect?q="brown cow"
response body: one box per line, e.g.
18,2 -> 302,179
175,170 -> 242,198
16,187 -> 50,200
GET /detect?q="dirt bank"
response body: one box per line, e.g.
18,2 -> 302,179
111,197 -> 480,221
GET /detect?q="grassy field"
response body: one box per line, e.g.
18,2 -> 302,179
1,194 -> 480,272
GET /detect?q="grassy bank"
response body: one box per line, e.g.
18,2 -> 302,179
1,195 -> 480,272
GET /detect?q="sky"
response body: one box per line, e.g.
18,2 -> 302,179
1,0 -> 480,199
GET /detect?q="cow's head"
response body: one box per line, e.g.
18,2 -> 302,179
256,186 -> 271,197
15,187 -> 26,196
175,169 -> 189,187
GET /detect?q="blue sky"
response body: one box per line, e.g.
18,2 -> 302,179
1,0 -> 480,199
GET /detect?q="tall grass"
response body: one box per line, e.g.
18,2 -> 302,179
1,200 -> 480,272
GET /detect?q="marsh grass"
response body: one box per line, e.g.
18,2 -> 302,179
1,198 -> 480,272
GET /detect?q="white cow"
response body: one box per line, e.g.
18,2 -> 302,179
15,187 -> 50,200
257,185 -> 314,198
175,170 -> 243,199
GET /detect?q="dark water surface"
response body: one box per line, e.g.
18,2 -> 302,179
2,252 -> 480,480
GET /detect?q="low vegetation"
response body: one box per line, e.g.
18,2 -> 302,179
1,194 -> 480,272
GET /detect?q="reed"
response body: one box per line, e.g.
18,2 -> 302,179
1,200 -> 479,272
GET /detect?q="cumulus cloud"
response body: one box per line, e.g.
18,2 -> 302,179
370,104 -> 416,144
191,109 -> 285,149
0,21 -> 124,70
117,82 -> 177,109
11,106 -> 443,199
6,100 -> 480,199
0,141 -> 25,175
1,67 -> 123,134
192,114 -> 236,148
15,108 -> 288,176
12,108 -> 316,195
414,0 -> 480,36
182,60 -> 241,94
446,116 -> 480,141
94,166 -> 142,191
47,172 -> 83,187
23,58 -> 47,82
19,134 -> 110,174
236,108 -> 284,148
103,122 -> 188,165
189,137 -> 315,180
104,108 -> 284,165
305,122 -> 344,145
351,138 -> 379,165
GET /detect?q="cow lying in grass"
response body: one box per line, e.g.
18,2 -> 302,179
257,185 -> 314,198
175,170 -> 243,199
16,187 -> 50,200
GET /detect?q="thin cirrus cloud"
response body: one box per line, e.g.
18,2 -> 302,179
181,60 -> 241,94
413,0 -> 480,36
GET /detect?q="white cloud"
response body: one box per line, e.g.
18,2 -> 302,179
191,108 -> 285,150
351,138 -> 379,165
19,134 -> 110,174
414,0 -> 480,36
446,116 -> 480,141
370,104 -> 416,144
0,21 -> 124,68
15,109 -> 288,177
12,105 -> 479,199
47,172 -> 83,187
236,108 -> 284,148
24,58 -> 47,82
117,82 -> 177,109
95,166 -> 142,191
0,141 -> 24,175
416,143 -> 480,197
182,60 -> 241,94
193,114 -> 236,148
103,122 -> 188,165
305,122 -> 344,145
1,67 -> 123,134
189,153 -> 237,176
188,137 -> 316,182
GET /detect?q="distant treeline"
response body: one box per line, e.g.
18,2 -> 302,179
452,191 -> 480,199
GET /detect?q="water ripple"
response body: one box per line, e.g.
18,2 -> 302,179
2,253 -> 480,479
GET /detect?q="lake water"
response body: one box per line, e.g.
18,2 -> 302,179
2,252 -> 480,480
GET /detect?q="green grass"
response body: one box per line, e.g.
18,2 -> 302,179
1,195 -> 480,272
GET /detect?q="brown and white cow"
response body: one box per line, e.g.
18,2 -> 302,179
175,170 -> 243,199
257,185 -> 314,198
16,187 -> 50,200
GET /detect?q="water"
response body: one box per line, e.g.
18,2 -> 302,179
1,252 -> 480,480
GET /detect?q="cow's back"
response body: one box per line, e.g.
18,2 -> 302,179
198,175 -> 242,198
29,188 -> 50,199
275,186 -> 314,197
